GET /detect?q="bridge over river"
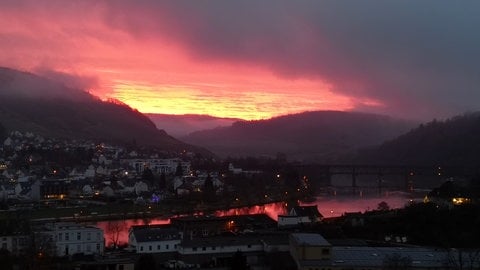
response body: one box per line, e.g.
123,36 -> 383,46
296,164 -> 480,194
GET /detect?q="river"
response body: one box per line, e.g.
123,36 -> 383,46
94,193 -> 420,247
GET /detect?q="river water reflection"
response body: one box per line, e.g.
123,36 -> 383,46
95,194 -> 418,246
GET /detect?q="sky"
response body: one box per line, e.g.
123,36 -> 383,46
1,1 -> 479,120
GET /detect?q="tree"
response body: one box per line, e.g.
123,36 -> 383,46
377,201 -> 390,211
106,220 -> 127,249
203,173 -> 215,202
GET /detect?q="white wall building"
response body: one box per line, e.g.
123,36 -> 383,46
129,225 -> 182,254
36,223 -> 104,257
178,236 -> 264,255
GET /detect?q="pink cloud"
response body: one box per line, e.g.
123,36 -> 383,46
1,1 -> 479,120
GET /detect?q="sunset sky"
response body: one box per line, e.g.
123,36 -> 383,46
1,1 -> 479,120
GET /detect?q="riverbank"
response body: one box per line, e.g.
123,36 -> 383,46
8,196 -> 288,225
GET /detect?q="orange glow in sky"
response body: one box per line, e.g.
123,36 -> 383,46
0,2 -> 370,121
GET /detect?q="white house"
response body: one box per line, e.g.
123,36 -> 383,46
278,205 -> 323,227
128,225 -> 182,254
35,222 -> 104,257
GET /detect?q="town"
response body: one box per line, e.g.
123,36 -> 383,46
0,131 -> 479,270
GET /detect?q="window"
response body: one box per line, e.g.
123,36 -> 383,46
86,245 -> 91,252
157,245 -> 161,250
166,244 -> 169,250
322,248 -> 330,255
87,232 -> 91,241
140,246 -> 144,251
65,233 -> 69,241
77,245 -> 81,252
59,233 -> 63,241
192,247 -> 197,251
212,246 -> 216,250
202,247 -> 206,251
247,244 -> 251,248
77,232 -> 81,241
149,245 -> 152,251
96,243 -> 100,251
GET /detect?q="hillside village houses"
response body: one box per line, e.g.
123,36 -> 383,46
0,130 -> 228,203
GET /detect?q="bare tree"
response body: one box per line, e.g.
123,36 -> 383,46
105,220 -> 127,249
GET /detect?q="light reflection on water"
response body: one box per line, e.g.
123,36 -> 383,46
95,195 -> 417,246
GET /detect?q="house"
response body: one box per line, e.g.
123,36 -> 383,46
34,222 -> 104,257
278,205 -> 323,227
342,212 -> 365,227
179,235 -> 264,266
289,233 -> 332,270
170,214 -> 277,238
30,178 -> 71,201
128,224 -> 182,254
0,234 -> 30,255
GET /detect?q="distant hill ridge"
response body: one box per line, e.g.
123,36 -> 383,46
182,110 -> 415,161
356,112 -> 480,166
146,113 -> 240,137
0,67 -> 207,153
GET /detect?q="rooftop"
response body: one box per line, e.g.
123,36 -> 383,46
291,233 -> 331,246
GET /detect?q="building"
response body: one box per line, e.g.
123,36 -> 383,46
290,233 -> 332,269
123,158 -> 190,175
178,235 -> 264,266
0,234 -> 30,255
128,224 -> 182,254
278,206 -> 323,227
35,222 -> 104,257
30,179 -> 71,201
289,233 -> 479,270
170,214 -> 277,238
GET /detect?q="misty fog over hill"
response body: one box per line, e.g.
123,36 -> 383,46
182,111 -> 416,161
146,113 -> 239,137
0,67 -> 207,153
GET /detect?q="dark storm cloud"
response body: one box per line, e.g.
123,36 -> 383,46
103,0 -> 480,119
